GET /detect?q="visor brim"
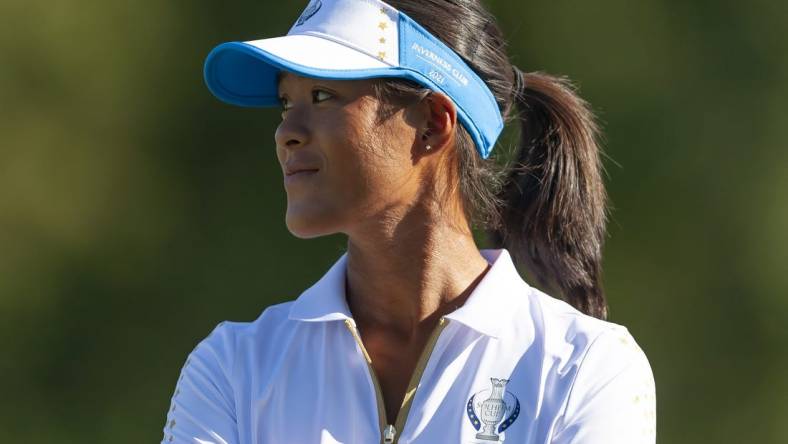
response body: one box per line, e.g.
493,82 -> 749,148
204,34 -> 393,107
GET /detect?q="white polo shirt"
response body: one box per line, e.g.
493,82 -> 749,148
160,248 -> 656,444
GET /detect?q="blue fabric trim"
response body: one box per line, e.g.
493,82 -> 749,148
396,13 -> 502,158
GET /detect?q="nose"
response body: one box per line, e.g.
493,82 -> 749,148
274,110 -> 310,157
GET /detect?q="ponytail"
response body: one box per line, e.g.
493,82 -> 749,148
491,68 -> 609,320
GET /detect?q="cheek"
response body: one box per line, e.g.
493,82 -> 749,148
319,118 -> 382,209
337,116 -> 418,208
298,102 -> 418,222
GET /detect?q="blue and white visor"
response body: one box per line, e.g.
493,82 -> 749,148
203,0 -> 504,159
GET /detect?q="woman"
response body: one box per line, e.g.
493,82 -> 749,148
162,0 -> 656,443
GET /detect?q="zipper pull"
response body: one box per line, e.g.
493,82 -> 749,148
383,424 -> 397,443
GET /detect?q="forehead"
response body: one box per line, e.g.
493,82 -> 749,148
276,70 -> 297,85
277,71 -> 316,90
276,71 -> 378,95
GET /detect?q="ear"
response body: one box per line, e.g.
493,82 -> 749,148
419,92 -> 458,153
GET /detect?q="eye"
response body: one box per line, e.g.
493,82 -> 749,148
312,89 -> 333,103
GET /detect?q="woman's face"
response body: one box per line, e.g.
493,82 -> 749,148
275,72 -> 425,238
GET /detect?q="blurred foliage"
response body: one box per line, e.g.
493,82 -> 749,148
0,0 -> 786,442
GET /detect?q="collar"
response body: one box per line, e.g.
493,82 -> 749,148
288,248 -> 531,338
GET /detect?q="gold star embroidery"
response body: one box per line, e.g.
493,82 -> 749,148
378,22 -> 387,30
168,436 -> 174,442
377,51 -> 386,60
379,37 -> 386,44
380,7 -> 386,14
169,419 -> 176,428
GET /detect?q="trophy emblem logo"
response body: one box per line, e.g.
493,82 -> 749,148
466,378 -> 521,441
295,0 -> 322,27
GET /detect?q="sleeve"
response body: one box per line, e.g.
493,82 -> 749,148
550,325 -> 657,444
160,321 -> 239,444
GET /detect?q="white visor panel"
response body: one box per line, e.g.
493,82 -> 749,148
204,33 -> 392,107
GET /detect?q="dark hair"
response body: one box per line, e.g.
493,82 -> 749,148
373,0 -> 610,319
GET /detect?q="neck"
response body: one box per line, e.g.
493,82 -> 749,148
344,202 -> 491,342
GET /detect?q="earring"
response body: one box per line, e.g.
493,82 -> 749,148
423,130 -> 431,150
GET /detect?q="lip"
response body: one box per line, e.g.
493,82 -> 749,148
284,169 -> 320,185
285,168 -> 320,176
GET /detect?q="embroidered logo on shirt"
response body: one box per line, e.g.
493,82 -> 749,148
466,378 -> 520,441
295,0 -> 322,27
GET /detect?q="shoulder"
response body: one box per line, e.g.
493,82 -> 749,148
161,302 -> 298,444
172,300 -> 299,383
523,288 -> 656,442
200,300 -> 300,361
524,286 -> 655,408
226,300 -> 298,338
526,286 -> 651,370
167,301 -> 300,411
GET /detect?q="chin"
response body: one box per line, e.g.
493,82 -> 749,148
285,210 -> 338,239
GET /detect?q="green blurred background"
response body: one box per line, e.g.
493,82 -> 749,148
1,0 -> 785,442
